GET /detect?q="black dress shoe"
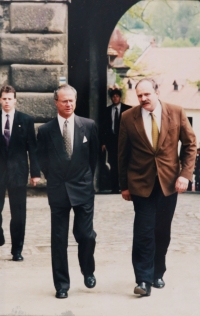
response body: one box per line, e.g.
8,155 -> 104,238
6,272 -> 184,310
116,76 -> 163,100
84,275 -> 96,288
0,235 -> 5,246
153,278 -> 165,288
12,254 -> 24,261
134,282 -> 151,296
55,289 -> 68,299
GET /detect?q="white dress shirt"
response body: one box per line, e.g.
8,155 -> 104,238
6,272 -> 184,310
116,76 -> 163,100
57,113 -> 74,151
141,101 -> 162,147
2,109 -> 15,136
111,103 -> 121,132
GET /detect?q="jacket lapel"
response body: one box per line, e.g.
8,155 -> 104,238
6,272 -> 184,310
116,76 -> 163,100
9,110 -> 19,150
49,118 -> 69,162
0,111 -> 7,158
133,106 -> 154,152
157,102 -> 170,151
72,115 -> 85,160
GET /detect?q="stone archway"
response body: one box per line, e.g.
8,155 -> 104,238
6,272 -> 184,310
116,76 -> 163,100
68,0 -> 139,123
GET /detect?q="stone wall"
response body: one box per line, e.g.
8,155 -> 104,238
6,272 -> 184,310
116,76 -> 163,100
0,1 -> 69,122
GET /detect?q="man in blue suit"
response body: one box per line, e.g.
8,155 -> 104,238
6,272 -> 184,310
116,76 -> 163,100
37,84 -> 98,299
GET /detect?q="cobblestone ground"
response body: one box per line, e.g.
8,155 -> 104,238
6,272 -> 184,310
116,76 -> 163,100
0,193 -> 200,316
1,193 -> 200,257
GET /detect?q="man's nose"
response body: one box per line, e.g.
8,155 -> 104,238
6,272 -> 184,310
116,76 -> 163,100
141,95 -> 146,101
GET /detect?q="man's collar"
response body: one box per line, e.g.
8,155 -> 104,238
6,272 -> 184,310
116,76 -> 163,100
57,112 -> 74,123
141,101 -> 161,117
2,109 -> 15,116
113,103 -> 121,109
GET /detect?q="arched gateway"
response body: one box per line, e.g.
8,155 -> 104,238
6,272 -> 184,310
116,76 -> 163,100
1,0 -> 198,190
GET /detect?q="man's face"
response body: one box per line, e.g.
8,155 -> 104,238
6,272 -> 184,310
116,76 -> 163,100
136,81 -> 159,112
0,92 -> 16,113
55,89 -> 76,119
111,94 -> 121,105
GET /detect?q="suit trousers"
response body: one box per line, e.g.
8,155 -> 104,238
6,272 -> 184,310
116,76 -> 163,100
0,185 -> 27,255
107,134 -> 120,192
50,196 -> 96,291
131,177 -> 177,284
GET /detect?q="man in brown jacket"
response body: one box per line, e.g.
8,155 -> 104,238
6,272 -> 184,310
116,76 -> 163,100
118,78 -> 196,297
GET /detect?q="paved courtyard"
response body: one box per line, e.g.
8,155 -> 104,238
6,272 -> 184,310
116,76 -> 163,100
0,193 -> 200,316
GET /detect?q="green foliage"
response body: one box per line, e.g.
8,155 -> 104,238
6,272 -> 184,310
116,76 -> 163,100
117,0 -> 200,47
161,37 -> 193,47
123,46 -> 142,69
197,81 -> 200,89
112,69 -> 124,88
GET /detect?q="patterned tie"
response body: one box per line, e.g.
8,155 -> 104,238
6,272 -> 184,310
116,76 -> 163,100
114,107 -> 119,134
63,120 -> 72,159
4,114 -> 10,147
150,112 -> 159,150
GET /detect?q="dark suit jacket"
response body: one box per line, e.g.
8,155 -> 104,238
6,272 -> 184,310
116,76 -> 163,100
0,110 -> 40,187
37,115 -> 98,207
101,103 -> 132,151
118,102 -> 196,197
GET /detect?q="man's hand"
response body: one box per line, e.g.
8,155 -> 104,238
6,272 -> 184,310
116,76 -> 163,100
121,189 -> 132,201
30,177 -> 40,187
175,176 -> 189,193
102,145 -> 106,152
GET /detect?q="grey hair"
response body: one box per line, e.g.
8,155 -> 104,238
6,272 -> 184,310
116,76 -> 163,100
54,84 -> 77,100
135,78 -> 158,91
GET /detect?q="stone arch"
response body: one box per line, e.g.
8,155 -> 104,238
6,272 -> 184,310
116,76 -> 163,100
68,0 -> 139,123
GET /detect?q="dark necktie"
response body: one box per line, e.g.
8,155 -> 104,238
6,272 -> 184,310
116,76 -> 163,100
150,112 -> 159,150
63,120 -> 72,159
114,107 -> 119,134
4,114 -> 10,147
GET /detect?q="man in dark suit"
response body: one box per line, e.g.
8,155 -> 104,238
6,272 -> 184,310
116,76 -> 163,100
37,84 -> 98,299
101,88 -> 131,193
0,85 -> 40,261
118,78 -> 196,296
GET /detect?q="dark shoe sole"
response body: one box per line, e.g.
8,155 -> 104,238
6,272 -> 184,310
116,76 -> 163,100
152,283 -> 165,289
55,294 -> 68,299
12,256 -> 24,262
55,291 -> 68,299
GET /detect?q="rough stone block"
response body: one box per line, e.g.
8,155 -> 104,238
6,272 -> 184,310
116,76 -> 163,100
11,65 -> 67,92
16,93 -> 57,122
0,34 -> 66,64
10,3 -> 67,33
0,66 -> 10,86
0,4 -> 10,33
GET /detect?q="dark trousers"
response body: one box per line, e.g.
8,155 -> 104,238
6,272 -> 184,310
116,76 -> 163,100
108,135 -> 119,192
0,185 -> 27,255
50,196 -> 96,291
131,177 -> 177,284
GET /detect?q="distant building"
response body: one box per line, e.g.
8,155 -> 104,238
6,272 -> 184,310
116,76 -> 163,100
125,46 -> 200,146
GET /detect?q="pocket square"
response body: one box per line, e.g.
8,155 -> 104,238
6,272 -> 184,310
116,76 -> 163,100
83,136 -> 88,143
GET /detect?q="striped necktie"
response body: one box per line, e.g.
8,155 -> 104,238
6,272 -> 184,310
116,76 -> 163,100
4,114 -> 10,147
150,112 -> 159,150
